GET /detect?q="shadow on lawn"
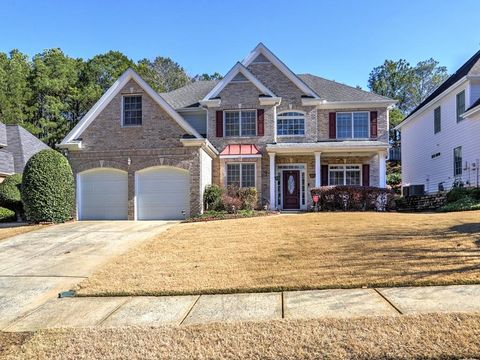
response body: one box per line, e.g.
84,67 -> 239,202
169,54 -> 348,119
450,223 -> 480,247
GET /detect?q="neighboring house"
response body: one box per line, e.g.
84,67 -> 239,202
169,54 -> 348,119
0,122 -> 49,181
395,50 -> 480,194
59,43 -> 395,220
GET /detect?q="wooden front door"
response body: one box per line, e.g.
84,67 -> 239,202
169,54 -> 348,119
282,170 -> 300,209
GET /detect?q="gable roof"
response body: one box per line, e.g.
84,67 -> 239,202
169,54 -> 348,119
298,74 -> 392,102
396,49 -> 480,129
242,43 -> 320,99
60,68 -> 202,147
201,62 -> 276,102
160,80 -> 220,110
0,123 -> 49,175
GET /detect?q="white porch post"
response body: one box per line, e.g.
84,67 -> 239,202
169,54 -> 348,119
314,152 -> 321,187
269,152 -> 276,210
378,151 -> 387,188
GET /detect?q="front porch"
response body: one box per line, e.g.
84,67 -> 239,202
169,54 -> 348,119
267,142 -> 388,210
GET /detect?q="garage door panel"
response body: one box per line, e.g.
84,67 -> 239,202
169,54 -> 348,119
136,167 -> 190,220
79,169 -> 128,220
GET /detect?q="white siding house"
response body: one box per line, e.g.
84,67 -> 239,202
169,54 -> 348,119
396,51 -> 480,193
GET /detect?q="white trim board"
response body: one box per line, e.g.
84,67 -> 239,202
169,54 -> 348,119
60,68 -> 202,147
242,43 -> 320,99
202,62 -> 275,101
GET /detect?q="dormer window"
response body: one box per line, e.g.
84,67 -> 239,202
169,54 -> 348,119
123,95 -> 142,126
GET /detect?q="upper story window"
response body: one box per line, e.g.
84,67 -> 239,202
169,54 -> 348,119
434,106 -> 441,134
277,111 -> 305,136
453,146 -> 462,176
226,163 -> 256,188
456,90 -> 465,123
225,110 -> 256,137
329,165 -> 361,186
123,95 -> 142,126
336,112 -> 369,139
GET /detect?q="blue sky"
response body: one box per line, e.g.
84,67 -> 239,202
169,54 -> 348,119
1,0 -> 479,89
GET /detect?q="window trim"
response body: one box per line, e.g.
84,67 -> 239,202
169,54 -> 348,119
276,110 -> 306,137
225,162 -> 257,188
327,164 -> 363,186
336,111 -> 370,139
453,146 -> 462,177
434,106 -> 441,134
121,94 -> 143,127
456,90 -> 465,123
223,109 -> 257,137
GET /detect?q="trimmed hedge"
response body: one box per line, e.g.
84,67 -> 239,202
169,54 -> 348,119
0,174 -> 23,221
21,149 -> 75,223
0,207 -> 15,222
311,186 -> 395,211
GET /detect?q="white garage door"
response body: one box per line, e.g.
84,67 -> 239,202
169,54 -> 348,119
136,167 -> 190,220
78,169 -> 128,220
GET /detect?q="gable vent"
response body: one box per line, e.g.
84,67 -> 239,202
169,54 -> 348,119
251,53 -> 270,64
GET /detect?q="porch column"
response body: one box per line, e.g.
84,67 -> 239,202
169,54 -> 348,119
378,151 -> 387,188
314,152 -> 321,187
269,152 -> 276,210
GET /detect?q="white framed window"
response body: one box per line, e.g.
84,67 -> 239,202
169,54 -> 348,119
456,90 -> 465,123
336,112 -> 369,139
122,95 -> 142,126
226,163 -> 256,187
328,165 -> 362,185
224,110 -> 256,137
453,146 -> 462,176
277,111 -> 305,136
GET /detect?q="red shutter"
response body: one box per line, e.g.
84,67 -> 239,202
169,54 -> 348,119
329,112 -> 336,139
321,165 -> 329,186
257,109 -> 264,136
362,164 -> 370,187
370,111 -> 378,138
216,111 -> 223,137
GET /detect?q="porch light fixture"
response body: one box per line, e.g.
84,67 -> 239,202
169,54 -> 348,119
127,157 -> 131,166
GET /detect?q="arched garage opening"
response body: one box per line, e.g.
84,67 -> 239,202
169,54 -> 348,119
77,168 -> 128,220
135,166 -> 190,220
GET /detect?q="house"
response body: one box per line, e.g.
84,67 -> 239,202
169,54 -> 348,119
59,43 -> 395,220
0,122 -> 49,181
395,50 -> 480,194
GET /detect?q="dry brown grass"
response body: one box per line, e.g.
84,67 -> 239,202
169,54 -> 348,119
0,224 -> 45,242
77,211 -> 480,296
4,314 -> 480,359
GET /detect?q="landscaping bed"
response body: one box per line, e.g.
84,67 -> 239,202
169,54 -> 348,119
76,211 -> 480,297
4,314 -> 480,359
185,210 -> 278,223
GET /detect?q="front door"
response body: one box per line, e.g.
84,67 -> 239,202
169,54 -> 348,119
282,170 -> 300,209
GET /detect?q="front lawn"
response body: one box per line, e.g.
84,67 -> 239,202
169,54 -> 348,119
76,211 -> 480,296
4,314 -> 480,359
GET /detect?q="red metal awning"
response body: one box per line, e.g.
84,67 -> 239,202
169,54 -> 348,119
220,144 -> 261,156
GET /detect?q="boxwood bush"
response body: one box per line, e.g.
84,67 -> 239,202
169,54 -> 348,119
21,149 -> 75,223
0,174 -> 23,221
0,207 -> 15,222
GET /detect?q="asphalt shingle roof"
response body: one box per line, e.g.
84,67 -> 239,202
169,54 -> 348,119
404,49 -> 480,121
160,74 -> 392,110
0,123 -> 49,175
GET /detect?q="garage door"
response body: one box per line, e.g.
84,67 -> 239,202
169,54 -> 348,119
136,167 -> 190,220
78,168 -> 128,220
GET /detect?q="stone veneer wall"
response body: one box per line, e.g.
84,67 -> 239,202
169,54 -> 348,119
396,193 -> 447,212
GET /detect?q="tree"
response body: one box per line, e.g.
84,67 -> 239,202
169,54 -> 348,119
21,149 -> 74,223
192,72 -> 223,81
137,57 -> 190,92
410,58 -> 448,108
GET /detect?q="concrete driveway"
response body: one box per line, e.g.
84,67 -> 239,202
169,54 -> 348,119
0,221 -> 175,329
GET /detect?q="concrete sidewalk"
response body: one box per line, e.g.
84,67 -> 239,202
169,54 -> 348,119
4,285 -> 480,331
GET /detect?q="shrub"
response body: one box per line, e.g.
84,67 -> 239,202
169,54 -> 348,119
0,207 -> 15,222
221,193 -> 242,213
21,149 -> 75,223
468,187 -> 480,201
237,187 -> 258,210
0,174 -> 23,221
438,196 -> 480,212
446,187 -> 469,202
310,186 -> 395,212
204,184 -> 224,211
